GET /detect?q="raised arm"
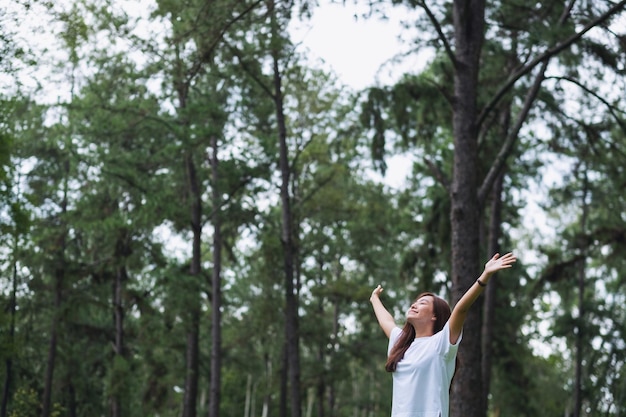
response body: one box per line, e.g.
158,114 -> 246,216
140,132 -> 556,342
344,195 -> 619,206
448,252 -> 517,344
370,285 -> 396,338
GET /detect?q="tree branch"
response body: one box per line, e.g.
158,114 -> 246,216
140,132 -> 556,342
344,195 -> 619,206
186,0 -> 266,82
477,0 -> 626,130
478,59 -> 548,203
223,41 -> 275,99
424,157 -> 450,193
547,75 -> 626,133
418,0 -> 456,67
477,0 -> 626,202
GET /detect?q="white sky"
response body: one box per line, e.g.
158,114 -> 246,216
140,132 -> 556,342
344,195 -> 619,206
289,0 -> 421,90
289,1 -> 426,188
4,0 -> 414,96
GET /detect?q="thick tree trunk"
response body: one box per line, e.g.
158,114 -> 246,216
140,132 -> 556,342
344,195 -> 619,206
449,1 -> 485,417
209,134 -> 223,417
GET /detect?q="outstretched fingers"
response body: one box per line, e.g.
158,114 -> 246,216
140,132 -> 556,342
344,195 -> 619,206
485,252 -> 517,273
499,252 -> 517,267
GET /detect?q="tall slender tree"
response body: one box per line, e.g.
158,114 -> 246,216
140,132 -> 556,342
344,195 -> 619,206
269,2 -> 302,415
209,133 -> 223,417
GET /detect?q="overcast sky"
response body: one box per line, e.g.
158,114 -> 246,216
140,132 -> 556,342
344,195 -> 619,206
289,0 -> 420,90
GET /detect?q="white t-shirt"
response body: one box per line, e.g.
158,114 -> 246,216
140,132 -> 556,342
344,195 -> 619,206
387,321 -> 461,417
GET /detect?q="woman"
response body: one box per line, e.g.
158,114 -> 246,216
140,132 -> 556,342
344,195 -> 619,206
370,252 -> 517,417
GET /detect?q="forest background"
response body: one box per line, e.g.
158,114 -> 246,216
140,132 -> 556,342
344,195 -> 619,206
1,0 -> 625,417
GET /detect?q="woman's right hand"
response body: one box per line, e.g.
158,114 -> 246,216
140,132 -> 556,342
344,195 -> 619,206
369,284 -> 395,338
370,285 -> 383,302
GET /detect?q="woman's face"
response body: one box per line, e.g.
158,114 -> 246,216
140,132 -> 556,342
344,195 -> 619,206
406,295 -> 436,325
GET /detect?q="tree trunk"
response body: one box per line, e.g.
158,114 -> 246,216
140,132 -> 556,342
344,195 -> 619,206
315,276 -> 326,417
449,1 -> 485,417
111,229 -> 129,417
276,61 -> 301,417
111,265 -> 126,417
481,170 -> 504,409
183,151 -> 202,417
209,134 -> 223,417
270,2 -> 301,416
1,249 -> 18,417
42,168 -> 69,417
280,342 -> 288,417
41,269 -> 63,417
573,171 -> 589,417
67,381 -> 77,417
328,297 -> 340,417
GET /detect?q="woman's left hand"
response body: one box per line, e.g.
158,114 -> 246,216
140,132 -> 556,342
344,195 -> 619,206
484,252 -> 517,275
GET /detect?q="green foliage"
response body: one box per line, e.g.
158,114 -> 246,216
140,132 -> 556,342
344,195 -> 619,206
490,352 -> 570,417
8,388 -> 39,417
8,388 -> 63,417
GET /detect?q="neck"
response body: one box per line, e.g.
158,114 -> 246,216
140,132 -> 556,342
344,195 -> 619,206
412,324 -> 434,338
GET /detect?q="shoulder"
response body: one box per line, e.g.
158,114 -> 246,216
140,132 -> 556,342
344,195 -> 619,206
443,320 -> 462,346
390,326 -> 403,341
433,321 -> 462,358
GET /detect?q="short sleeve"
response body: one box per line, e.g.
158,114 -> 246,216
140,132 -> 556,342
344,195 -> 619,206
387,327 -> 403,356
436,321 -> 462,359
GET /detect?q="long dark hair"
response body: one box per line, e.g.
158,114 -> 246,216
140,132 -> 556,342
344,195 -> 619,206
385,292 -> 452,372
